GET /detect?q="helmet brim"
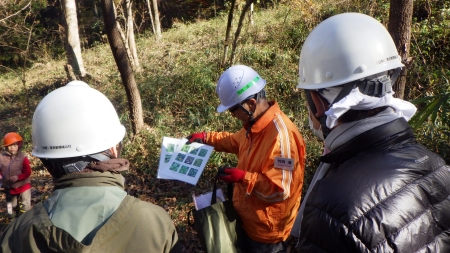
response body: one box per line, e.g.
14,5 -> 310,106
217,104 -> 230,113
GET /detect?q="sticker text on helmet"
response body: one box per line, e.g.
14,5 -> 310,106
237,76 -> 260,95
377,55 -> 399,65
41,145 -> 72,150
386,55 -> 398,61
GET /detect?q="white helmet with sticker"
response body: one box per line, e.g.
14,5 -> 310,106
297,12 -> 404,90
32,81 -> 126,158
216,65 -> 266,113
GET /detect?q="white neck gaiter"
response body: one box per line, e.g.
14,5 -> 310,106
324,87 -> 417,129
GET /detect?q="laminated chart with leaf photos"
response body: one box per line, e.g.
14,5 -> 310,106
157,137 -> 214,185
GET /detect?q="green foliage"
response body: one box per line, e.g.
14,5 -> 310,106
0,0 -> 62,70
410,94 -> 450,130
414,121 -> 450,162
404,1 -> 450,161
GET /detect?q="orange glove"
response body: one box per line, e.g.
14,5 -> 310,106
218,168 -> 245,183
186,132 -> 207,144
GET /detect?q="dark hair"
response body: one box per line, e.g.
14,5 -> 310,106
254,89 -> 267,103
40,158 -> 73,179
40,150 -> 113,179
338,106 -> 390,123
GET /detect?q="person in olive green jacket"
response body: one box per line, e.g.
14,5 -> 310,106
0,81 -> 181,253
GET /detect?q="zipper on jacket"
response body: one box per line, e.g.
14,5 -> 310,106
247,133 -> 253,155
6,154 -> 18,179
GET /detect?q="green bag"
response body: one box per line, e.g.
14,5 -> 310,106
189,178 -> 244,253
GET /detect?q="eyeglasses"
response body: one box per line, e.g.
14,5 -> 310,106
228,98 -> 253,113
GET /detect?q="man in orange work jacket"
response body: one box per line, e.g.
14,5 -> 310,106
188,65 -> 306,253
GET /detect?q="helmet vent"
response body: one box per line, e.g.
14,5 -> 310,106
233,77 -> 242,87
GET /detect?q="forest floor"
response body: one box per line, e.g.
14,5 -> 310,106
0,170 -> 299,252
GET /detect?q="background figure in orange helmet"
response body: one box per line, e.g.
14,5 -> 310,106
0,132 -> 32,219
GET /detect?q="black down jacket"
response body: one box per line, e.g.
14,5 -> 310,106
298,118 -> 450,253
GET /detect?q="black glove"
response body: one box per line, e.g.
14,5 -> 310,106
217,164 -> 230,177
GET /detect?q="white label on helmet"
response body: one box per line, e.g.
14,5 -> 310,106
274,157 -> 294,171
41,145 -> 72,150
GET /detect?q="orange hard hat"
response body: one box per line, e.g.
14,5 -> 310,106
3,132 -> 23,146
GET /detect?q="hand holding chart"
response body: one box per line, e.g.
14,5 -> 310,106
157,137 -> 214,185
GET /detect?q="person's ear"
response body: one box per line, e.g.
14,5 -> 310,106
109,146 -> 118,158
246,98 -> 257,111
110,141 -> 123,158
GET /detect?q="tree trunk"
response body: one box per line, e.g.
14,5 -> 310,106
248,3 -> 254,25
100,0 -> 144,134
222,0 -> 236,68
388,0 -> 414,99
151,0 -> 162,41
22,24 -> 33,113
124,0 -> 141,71
61,0 -> 86,78
94,0 -> 98,16
230,0 -> 256,65
145,0 -> 156,37
113,2 -> 135,70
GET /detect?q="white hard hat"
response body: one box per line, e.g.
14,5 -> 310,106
216,65 -> 266,112
297,13 -> 404,90
32,81 -> 126,158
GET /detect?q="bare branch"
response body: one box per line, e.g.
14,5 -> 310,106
0,65 -> 19,77
0,1 -> 32,23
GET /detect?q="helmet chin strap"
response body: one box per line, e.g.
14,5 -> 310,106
238,91 -> 266,139
241,105 -> 254,117
247,113 -> 255,138
239,90 -> 263,119
235,102 -> 256,139
243,106 -> 255,139
329,70 -> 397,106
